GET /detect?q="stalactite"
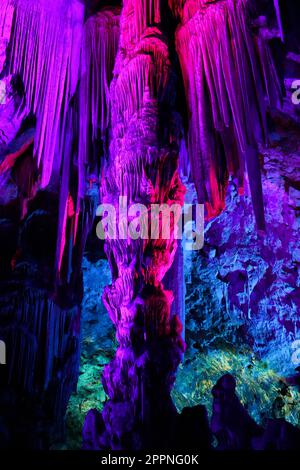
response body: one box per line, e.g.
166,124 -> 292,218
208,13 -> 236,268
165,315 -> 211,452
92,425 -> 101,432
121,0 -> 161,44
76,8 -> 120,254
174,0 -> 281,227
65,7 -> 120,274
273,0 -> 284,42
7,0 -> 84,187
80,9 -> 120,141
3,0 -> 83,275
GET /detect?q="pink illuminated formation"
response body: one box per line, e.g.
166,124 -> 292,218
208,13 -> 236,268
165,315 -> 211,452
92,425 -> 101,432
0,0 -> 284,450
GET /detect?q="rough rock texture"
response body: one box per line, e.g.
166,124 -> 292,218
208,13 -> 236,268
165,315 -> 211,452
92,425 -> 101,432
172,119 -> 300,442
181,121 -> 300,377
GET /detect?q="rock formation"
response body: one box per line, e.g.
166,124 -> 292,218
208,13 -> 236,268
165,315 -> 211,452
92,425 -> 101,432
82,0 -> 282,450
0,0 -> 299,451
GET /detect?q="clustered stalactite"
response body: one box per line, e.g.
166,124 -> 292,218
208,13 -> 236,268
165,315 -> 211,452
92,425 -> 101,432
173,0 -> 281,224
56,6 -> 120,274
0,1 -> 120,274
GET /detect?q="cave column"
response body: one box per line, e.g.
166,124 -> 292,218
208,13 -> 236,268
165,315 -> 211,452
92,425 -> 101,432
84,0 -> 186,450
